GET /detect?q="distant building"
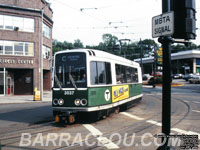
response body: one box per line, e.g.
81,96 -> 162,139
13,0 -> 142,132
134,50 -> 200,75
0,0 -> 53,95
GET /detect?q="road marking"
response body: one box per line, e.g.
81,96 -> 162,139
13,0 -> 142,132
192,101 -> 200,104
144,93 -> 162,96
192,110 -> 200,113
120,112 -> 200,140
146,120 -> 162,126
120,112 -> 144,120
83,124 -> 102,136
184,100 -> 200,104
83,124 -> 119,149
172,129 -> 200,140
171,128 -> 189,134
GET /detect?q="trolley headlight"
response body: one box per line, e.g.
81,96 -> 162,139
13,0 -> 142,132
53,98 -> 58,105
81,99 -> 87,106
74,99 -> 81,106
58,98 -> 64,105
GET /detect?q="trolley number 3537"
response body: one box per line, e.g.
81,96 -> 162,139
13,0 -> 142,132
64,91 -> 74,95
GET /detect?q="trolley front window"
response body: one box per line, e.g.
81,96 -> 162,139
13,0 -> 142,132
54,52 -> 86,88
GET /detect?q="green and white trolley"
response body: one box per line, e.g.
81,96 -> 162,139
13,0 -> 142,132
52,49 -> 143,123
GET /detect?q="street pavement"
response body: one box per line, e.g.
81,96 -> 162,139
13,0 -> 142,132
0,91 -> 52,104
0,79 -> 200,149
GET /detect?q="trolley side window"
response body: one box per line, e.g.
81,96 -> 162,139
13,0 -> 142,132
90,61 -> 112,85
115,64 -> 138,84
132,68 -> 138,82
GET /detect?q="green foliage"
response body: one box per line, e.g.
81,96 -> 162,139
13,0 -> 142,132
171,42 -> 199,53
52,39 -> 84,55
73,39 -> 84,48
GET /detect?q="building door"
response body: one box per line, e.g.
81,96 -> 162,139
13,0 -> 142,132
14,69 -> 33,95
7,77 -> 14,95
0,70 -> 5,95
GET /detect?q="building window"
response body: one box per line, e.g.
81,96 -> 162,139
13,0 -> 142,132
13,17 -> 23,31
0,40 -> 34,56
0,15 -> 3,29
14,42 -> 24,55
42,45 -> 50,59
4,16 -> 13,30
43,23 -> 50,38
0,41 -> 3,54
4,41 -> 13,55
0,14 -> 34,32
25,43 -> 34,56
24,18 -> 34,32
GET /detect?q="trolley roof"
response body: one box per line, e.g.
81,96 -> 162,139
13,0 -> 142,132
55,49 -> 140,67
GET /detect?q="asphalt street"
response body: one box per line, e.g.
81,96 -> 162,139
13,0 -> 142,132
0,79 -> 199,150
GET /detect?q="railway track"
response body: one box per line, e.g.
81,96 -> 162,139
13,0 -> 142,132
0,94 -> 194,150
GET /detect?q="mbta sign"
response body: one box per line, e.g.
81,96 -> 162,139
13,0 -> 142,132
152,12 -> 174,38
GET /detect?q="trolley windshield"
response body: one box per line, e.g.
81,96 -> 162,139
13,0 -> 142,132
54,52 -> 86,88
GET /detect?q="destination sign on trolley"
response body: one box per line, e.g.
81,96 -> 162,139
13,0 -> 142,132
152,11 -> 174,38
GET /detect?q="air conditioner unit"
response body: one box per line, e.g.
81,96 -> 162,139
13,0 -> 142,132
14,27 -> 19,31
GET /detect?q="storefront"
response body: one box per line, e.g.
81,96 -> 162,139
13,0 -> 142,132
0,0 -> 53,96
0,68 -> 33,95
134,50 -> 200,75
0,57 -> 52,96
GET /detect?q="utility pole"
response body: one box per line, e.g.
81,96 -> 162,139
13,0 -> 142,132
158,0 -> 172,149
139,38 -> 144,75
152,0 -> 196,149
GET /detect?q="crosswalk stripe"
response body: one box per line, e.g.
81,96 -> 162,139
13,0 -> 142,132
121,112 -> 200,140
120,112 -> 144,120
146,120 -> 162,126
83,124 -> 119,149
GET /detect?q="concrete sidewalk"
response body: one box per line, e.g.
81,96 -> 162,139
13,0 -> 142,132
0,91 -> 52,104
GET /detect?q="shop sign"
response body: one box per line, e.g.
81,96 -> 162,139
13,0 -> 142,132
0,59 -> 34,65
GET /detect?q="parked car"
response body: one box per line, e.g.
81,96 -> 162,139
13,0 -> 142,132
189,76 -> 200,84
151,72 -> 162,77
173,73 -> 183,79
142,74 -> 152,81
183,74 -> 194,81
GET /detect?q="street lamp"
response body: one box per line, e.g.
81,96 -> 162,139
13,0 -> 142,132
139,38 -> 144,75
119,39 -> 131,58
40,3 -> 49,101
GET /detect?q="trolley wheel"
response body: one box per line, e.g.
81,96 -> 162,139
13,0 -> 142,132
114,107 -> 120,114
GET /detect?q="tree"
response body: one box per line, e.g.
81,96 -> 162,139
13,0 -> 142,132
73,39 -> 84,48
52,39 -> 84,55
171,42 -> 198,53
102,34 -> 119,52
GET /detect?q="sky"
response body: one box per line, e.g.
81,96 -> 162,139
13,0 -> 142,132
51,0 -> 200,46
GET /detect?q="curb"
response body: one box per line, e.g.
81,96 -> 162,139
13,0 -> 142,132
0,100 -> 51,105
143,83 -> 185,87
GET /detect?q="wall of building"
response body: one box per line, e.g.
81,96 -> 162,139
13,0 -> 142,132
0,0 -> 53,95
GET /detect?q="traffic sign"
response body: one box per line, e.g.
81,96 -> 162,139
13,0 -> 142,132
152,11 -> 174,38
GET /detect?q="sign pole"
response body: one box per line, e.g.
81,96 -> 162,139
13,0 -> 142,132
158,0 -> 172,149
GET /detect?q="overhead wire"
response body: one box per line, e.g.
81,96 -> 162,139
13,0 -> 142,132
54,0 -> 107,24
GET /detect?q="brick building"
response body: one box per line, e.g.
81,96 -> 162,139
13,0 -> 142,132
0,0 -> 53,95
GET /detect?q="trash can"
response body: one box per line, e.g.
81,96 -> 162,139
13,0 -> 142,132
33,88 -> 40,101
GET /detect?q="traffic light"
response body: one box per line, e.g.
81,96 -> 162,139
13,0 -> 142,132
171,0 -> 196,40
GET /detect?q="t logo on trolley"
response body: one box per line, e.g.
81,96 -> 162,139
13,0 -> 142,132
104,89 -> 110,101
